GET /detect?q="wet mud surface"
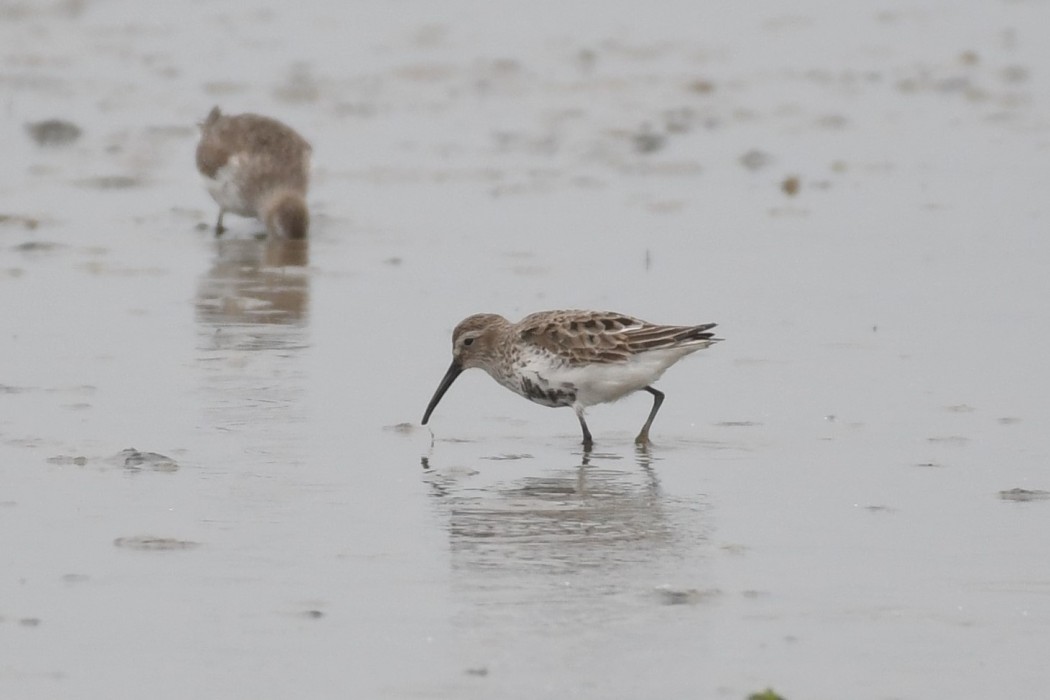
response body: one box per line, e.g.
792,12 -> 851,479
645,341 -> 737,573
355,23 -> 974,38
2,1 -> 1050,698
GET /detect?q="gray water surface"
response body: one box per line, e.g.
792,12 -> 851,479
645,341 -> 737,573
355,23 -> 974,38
2,1 -> 1049,698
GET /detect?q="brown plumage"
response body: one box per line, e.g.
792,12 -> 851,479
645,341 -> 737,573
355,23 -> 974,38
518,310 -> 717,365
195,106 -> 312,238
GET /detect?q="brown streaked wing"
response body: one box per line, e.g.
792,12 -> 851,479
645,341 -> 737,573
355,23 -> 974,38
198,113 -> 311,182
622,322 -> 718,352
516,311 -> 645,366
227,115 -> 311,163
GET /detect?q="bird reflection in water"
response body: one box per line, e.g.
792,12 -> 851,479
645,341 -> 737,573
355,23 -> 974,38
423,444 -> 710,566
194,236 -> 312,463
196,236 -> 310,333
422,446 -> 712,633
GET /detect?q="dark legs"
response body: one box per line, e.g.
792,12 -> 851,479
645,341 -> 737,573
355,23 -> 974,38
575,407 -> 593,450
576,386 -> 664,449
214,209 -> 226,236
635,386 -> 664,445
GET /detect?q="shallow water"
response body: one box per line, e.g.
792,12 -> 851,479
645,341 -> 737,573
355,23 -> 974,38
2,1 -> 1050,698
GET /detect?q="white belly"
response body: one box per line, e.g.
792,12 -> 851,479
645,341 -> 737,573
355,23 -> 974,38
517,346 -> 697,408
203,156 -> 254,217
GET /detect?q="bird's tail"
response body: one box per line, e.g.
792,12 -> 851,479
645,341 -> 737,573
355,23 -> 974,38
626,322 -> 721,351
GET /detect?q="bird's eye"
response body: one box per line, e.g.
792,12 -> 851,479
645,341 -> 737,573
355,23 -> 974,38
463,337 -> 475,346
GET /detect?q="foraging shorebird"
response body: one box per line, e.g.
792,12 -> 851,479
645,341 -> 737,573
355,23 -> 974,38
195,106 -> 312,238
422,310 -> 721,448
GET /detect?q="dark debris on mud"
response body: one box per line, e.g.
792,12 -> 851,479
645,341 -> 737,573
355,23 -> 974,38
119,448 -> 179,473
113,536 -> 201,551
46,455 -> 87,466
0,214 -> 41,230
998,488 -> 1050,502
25,119 -> 82,146
653,586 -> 721,606
748,690 -> 788,700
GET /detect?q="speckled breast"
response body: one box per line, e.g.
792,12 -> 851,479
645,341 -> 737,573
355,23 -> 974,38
517,374 -> 577,408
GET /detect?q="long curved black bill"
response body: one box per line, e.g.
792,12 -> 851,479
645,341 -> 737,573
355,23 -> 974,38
422,361 -> 463,425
